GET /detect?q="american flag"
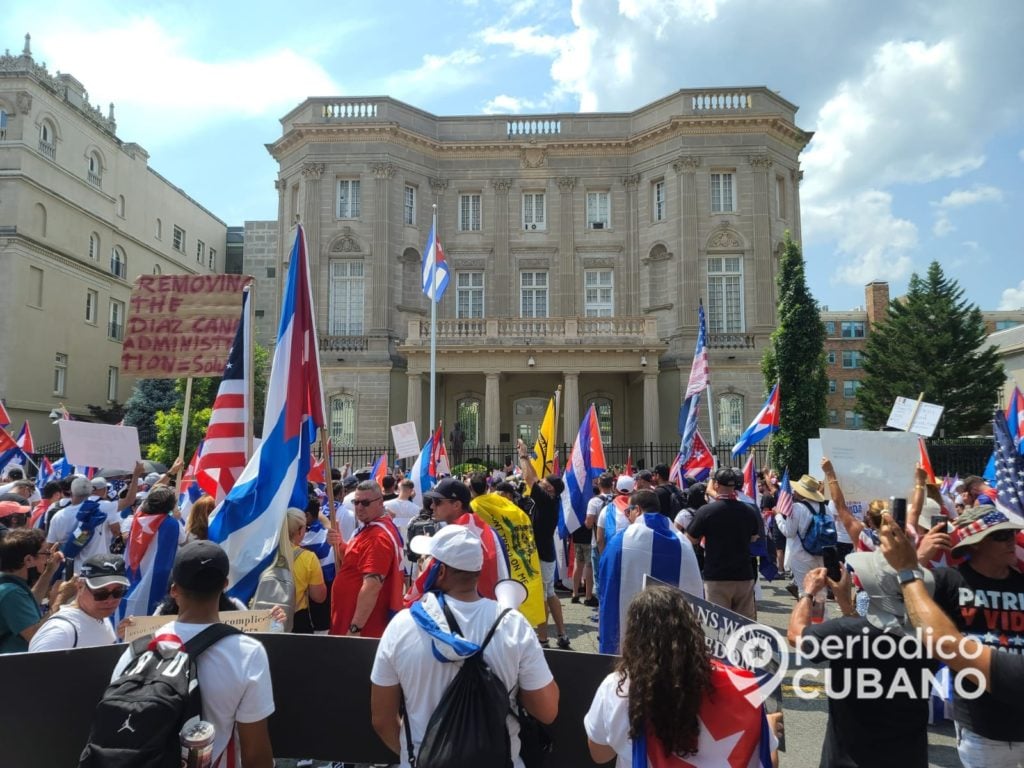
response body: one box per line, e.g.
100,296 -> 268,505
195,288 -> 251,502
993,408 -> 1024,518
775,468 -> 793,518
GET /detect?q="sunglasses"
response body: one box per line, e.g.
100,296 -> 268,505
352,497 -> 382,508
88,586 -> 126,601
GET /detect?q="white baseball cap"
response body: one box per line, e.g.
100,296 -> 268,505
410,524 -> 483,571
616,475 -> 635,493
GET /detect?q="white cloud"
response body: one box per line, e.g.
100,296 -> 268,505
481,25 -> 563,56
1000,280 -> 1024,311
935,185 -> 1004,208
933,216 -> 955,237
482,94 -> 545,114
380,49 -> 486,102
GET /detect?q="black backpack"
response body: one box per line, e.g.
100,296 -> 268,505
404,601 -> 514,768
78,623 -> 240,768
405,513 -> 442,561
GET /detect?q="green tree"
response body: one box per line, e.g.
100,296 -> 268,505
86,401 -> 125,424
855,261 -> 1002,435
123,380 -> 178,446
761,233 -> 828,475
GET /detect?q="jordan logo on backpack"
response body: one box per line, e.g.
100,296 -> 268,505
117,715 -> 135,734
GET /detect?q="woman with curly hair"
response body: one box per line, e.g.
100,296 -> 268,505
584,585 -> 780,766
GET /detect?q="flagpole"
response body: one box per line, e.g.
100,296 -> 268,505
177,376 -> 193,487
244,282 -> 255,462
706,383 -> 718,453
429,204 -> 438,442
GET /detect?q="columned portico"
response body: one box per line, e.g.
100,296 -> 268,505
562,372 -> 580,442
484,372 -> 501,445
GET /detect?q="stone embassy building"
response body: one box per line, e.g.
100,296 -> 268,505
261,88 -> 812,459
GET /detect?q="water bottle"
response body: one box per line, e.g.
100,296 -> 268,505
180,720 -> 215,768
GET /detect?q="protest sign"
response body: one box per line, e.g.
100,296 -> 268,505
819,428 -> 919,500
120,273 -> 253,379
886,396 -> 944,437
58,420 -> 140,470
390,421 -> 420,459
122,609 -> 272,643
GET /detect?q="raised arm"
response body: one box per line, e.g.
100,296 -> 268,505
821,457 -> 863,543
517,438 -> 539,487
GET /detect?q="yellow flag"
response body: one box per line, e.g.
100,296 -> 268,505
531,394 -> 558,480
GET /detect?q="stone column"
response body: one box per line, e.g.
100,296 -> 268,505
562,372 -> 580,443
371,163 -> 396,334
492,178 -> 513,316
643,372 -> 660,449
749,155 -> 774,327
301,163 -> 324,332
484,372 -> 501,446
790,168 -> 804,243
672,157 -> 701,331
557,177 -> 577,316
407,372 -> 423,436
622,174 -> 640,315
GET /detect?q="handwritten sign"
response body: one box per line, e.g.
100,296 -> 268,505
391,421 -> 420,459
886,396 -> 945,437
122,610 -> 273,643
819,428 -> 919,500
58,421 -> 141,470
120,274 -> 253,379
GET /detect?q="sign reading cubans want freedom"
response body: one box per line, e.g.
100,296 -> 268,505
120,274 -> 253,379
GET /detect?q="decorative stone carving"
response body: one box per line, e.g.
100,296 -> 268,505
329,226 -> 362,253
642,244 -> 673,263
274,179 -> 287,192
749,155 -> 773,170
672,156 -> 701,173
622,173 -> 640,189
557,176 -> 577,193
520,146 -> 547,169
518,258 -> 550,270
372,163 -> 396,179
581,257 -> 616,269
491,178 -> 513,193
707,230 -> 743,249
16,91 -> 31,114
429,177 -> 449,192
301,163 -> 324,179
791,168 -> 804,183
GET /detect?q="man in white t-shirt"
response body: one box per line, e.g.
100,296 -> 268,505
29,553 -> 127,651
386,479 -> 421,576
370,524 -> 559,768
776,474 -> 829,597
111,541 -> 274,768
46,478 -> 122,575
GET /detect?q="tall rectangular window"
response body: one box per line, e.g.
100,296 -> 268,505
328,260 -> 364,335
842,350 -> 862,369
336,179 -> 361,219
841,321 -> 866,338
845,410 -> 864,429
828,379 -> 836,394
458,193 -> 482,231
520,271 -> 548,318
824,320 -> 836,336
827,351 -> 837,365
86,289 -> 98,324
109,299 -> 125,340
522,192 -> 545,230
586,191 -> 610,228
172,226 -> 185,252
404,185 -> 416,226
456,272 -> 484,318
711,171 -> 736,213
584,270 -> 614,317
28,266 -> 43,307
107,366 -> 119,401
843,380 -> 861,398
54,353 -> 67,396
706,257 -> 743,333
653,180 -> 666,222
208,248 -> 216,270
776,175 -> 787,219
196,240 -> 205,264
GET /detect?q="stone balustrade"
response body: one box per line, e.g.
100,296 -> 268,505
405,316 -> 660,345
319,335 -> 369,352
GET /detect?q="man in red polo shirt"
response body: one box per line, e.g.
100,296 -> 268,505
329,481 -> 404,638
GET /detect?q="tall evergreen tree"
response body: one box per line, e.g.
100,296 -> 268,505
761,234 -> 828,475
855,261 -> 1002,435
122,379 -> 178,446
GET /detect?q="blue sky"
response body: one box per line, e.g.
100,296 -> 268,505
6,0 -> 1023,312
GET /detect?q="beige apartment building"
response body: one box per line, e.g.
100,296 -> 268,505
262,88 -> 812,458
0,36 -> 226,445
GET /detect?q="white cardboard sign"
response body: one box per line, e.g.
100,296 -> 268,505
58,420 -> 141,470
819,428 -> 919,501
885,396 -> 944,437
391,421 -> 420,459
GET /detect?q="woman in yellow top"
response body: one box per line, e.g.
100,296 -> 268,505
286,508 -> 326,633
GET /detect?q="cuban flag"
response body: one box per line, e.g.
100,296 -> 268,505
668,452 -> 684,487
35,457 -> 55,492
0,399 -> 9,428
208,224 -> 326,603
678,301 -> 710,463
410,426 -> 443,504
0,429 -> 24,469
178,445 -> 205,523
741,454 -> 758,505
598,513 -> 703,654
559,405 -> 607,535
371,452 -> 389,486
682,430 -> 715,483
52,456 -> 74,479
918,437 -> 937,485
308,439 -> 332,486
15,421 -> 34,454
731,383 -> 780,458
1006,386 -> 1024,455
421,223 -> 449,301
120,509 -> 182,619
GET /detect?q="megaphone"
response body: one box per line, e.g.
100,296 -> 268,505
493,579 -> 527,611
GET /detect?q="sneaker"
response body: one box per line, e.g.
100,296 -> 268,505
583,596 -> 599,607
785,582 -> 799,599
557,635 -> 571,650
539,638 -> 551,648
570,595 -> 580,604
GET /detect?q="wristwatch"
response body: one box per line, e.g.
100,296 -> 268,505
797,592 -> 815,602
897,568 -> 923,585
349,623 -> 363,634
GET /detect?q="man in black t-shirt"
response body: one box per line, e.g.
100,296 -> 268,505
651,464 -> 682,519
687,467 -> 762,619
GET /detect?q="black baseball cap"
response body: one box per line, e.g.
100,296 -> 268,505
79,554 -> 130,590
172,541 -> 229,594
424,477 -> 471,505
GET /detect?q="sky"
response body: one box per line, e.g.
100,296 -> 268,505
5,0 -> 1023,313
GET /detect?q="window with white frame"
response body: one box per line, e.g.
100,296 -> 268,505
522,192 -> 545,230
88,232 -> 100,260
459,193 -> 482,232
828,379 -> 836,394
328,260 -> 364,335
404,185 -> 416,226
711,171 -> 736,213
196,240 -> 205,264
719,393 -> 745,446
520,271 -> 548,318
843,380 -> 861,398
584,270 -> 614,317
706,256 -> 743,333
86,289 -> 98,324
109,299 -> 125,340
827,351 -> 837,365
87,152 -> 102,186
54,353 -> 67,396
330,395 -> 356,447
110,246 -> 127,279
653,180 -> 666,222
39,119 -> 56,159
586,191 -> 610,229
336,179 -> 361,219
208,248 -> 216,270
107,366 -> 119,402
842,350 -> 862,369
845,410 -> 864,429
456,271 -> 484,318
841,321 -> 866,338
173,226 -> 185,252
456,397 -> 480,449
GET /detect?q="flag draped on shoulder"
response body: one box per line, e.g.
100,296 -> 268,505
208,225 -> 326,603
678,301 -> 709,463
421,223 -> 449,301
532,392 -> 558,480
560,405 -> 607,535
731,383 -> 780,457
195,288 -> 251,502
120,509 -> 181,619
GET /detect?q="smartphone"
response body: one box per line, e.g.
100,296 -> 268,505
890,497 -> 908,528
822,545 -> 842,583
930,515 -> 949,533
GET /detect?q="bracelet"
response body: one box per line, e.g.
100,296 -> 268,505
915,484 -> 925,489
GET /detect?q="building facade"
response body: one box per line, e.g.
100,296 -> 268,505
0,36 -> 226,444
261,89 -> 813,457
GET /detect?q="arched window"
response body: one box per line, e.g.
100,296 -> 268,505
33,202 -> 46,237
330,395 -> 356,447
513,397 -> 549,444
718,393 -> 744,447
88,232 -> 100,260
456,397 -> 480,449
110,246 -> 127,279
586,397 -> 613,444
87,152 -> 102,186
155,218 -> 162,240
153,264 -> 162,275
38,120 -> 56,159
